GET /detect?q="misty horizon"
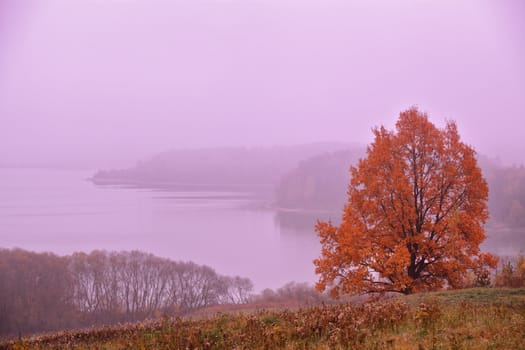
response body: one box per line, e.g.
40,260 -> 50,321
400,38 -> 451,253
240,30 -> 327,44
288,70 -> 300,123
1,0 -> 524,169
0,140 -> 516,171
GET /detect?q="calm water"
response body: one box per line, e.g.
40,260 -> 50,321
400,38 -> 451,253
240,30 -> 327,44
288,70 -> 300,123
0,168 -> 322,291
1,168 -> 523,291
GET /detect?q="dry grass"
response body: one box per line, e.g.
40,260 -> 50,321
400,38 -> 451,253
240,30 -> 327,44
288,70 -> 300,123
2,288 -> 524,350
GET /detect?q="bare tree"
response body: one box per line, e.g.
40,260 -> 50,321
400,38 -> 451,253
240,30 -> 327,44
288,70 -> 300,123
222,276 -> 254,304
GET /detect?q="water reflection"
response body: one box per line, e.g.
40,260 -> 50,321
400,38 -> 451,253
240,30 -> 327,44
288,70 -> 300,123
274,209 -> 341,232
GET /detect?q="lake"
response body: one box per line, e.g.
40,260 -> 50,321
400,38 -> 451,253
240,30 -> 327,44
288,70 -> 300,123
1,168 -> 523,291
0,168 -> 323,291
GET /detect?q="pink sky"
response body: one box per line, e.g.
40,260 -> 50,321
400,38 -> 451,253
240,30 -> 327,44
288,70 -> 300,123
1,0 -> 524,167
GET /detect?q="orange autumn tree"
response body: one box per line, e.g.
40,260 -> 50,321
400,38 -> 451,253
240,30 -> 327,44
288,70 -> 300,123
314,108 -> 497,296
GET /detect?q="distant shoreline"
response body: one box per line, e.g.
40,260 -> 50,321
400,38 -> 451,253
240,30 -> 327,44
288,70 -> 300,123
90,177 -> 274,189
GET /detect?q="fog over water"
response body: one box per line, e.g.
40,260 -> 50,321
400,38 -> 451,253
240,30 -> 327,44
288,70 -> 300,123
1,168 -> 523,291
1,0 -> 524,290
0,168 -> 322,290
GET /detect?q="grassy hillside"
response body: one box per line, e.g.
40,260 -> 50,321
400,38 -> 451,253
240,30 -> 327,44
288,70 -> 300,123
2,288 -> 524,350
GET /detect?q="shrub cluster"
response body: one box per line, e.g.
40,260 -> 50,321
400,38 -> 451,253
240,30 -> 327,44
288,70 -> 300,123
494,254 -> 525,287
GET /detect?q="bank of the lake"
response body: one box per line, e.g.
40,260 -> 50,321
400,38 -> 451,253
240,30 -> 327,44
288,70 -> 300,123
1,168 -> 524,291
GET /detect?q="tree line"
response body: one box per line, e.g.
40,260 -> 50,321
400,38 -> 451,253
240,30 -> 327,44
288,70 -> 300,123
484,164 -> 525,227
275,144 -> 525,230
92,143 -> 352,188
0,249 -> 253,338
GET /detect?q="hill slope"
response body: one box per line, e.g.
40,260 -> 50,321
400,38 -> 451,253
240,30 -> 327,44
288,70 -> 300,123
2,288 -> 524,350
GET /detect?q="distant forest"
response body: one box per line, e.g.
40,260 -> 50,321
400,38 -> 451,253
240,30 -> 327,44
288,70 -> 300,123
91,143 -> 355,190
275,152 -> 525,228
479,159 -> 525,227
275,149 -> 363,211
92,143 -> 525,228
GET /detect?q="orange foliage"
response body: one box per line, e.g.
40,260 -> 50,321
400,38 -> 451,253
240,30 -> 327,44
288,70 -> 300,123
314,108 -> 497,296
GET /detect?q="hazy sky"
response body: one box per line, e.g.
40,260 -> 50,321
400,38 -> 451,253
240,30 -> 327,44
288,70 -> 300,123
1,0 -> 524,168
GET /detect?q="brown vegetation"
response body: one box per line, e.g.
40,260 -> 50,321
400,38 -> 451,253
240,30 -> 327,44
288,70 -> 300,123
2,288 -> 524,350
0,249 -> 253,338
495,254 -> 525,288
